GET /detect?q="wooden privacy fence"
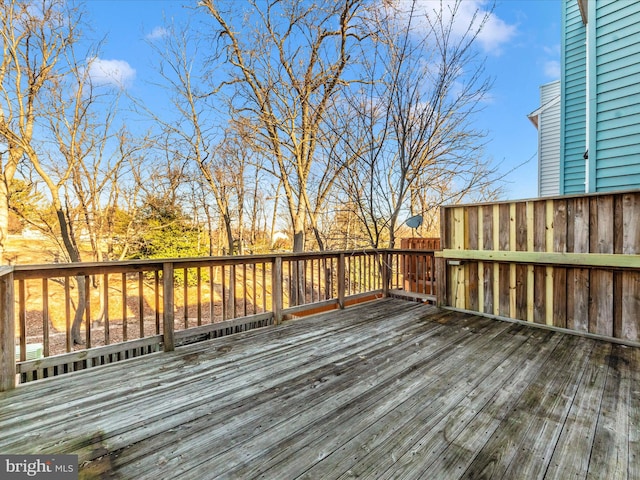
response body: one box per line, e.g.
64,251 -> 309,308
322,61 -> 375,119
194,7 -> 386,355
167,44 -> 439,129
436,190 -> 640,344
0,249 -> 436,391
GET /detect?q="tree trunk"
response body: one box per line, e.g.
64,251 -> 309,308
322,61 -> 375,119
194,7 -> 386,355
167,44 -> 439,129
291,226 -> 305,306
55,208 -> 86,344
223,213 -> 234,255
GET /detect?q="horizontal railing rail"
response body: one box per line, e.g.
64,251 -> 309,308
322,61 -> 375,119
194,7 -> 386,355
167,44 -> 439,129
1,249 -> 437,390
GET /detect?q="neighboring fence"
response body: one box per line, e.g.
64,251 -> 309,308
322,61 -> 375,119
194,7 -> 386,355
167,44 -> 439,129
400,238 -> 440,295
0,249 -> 436,390
436,190 -> 640,345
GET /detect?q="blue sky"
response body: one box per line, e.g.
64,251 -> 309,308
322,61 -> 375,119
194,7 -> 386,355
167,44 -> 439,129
83,0 -> 562,201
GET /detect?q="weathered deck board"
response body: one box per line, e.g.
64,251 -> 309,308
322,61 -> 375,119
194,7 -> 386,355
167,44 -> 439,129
0,298 -> 638,479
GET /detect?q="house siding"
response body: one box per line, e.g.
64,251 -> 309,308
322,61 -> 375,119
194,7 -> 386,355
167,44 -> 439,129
538,81 -> 561,197
591,0 -> 640,192
561,0 -> 587,194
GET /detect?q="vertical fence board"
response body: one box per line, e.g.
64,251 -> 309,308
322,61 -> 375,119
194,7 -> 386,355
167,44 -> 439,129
439,191 -> 640,343
467,207 -> 479,311
621,194 -> 640,340
452,208 -> 466,309
567,197 -> 590,332
477,208 -> 485,313
533,201 -> 546,324
498,203 -> 511,317
589,197 -> 614,336
492,205 -> 500,315
621,272 -> 640,341
553,200 -> 567,328
544,201 -> 554,326
499,264 -> 510,317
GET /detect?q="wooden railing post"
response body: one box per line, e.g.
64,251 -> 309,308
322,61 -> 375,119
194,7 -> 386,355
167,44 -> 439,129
435,256 -> 447,308
338,253 -> 345,309
381,250 -> 390,297
272,257 -> 283,325
162,262 -> 175,352
0,268 -> 16,391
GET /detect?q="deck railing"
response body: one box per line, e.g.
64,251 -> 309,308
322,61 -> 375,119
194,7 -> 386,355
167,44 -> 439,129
0,249 -> 436,390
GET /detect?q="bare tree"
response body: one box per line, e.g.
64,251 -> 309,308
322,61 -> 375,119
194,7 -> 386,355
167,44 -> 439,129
200,0 -> 365,253
0,0 -> 83,263
337,0 -> 501,248
145,20 -> 246,255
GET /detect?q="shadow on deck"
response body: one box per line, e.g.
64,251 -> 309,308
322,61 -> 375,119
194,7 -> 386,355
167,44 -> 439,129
0,298 -> 638,479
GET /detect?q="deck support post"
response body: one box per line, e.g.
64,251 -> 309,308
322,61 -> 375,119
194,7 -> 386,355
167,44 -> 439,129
338,253 -> 345,309
0,268 -> 16,391
272,257 -> 283,325
162,262 -> 175,352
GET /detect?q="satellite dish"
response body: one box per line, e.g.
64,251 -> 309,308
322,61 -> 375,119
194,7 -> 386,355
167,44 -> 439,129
405,215 -> 423,229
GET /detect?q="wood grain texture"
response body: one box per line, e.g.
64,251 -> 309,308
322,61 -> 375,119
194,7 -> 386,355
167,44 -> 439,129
1,298 -> 637,480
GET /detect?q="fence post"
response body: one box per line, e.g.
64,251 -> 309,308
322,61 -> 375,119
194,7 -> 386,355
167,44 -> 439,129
435,256 -> 447,308
338,253 -> 345,309
162,263 -> 175,352
0,268 -> 16,391
272,257 -> 283,325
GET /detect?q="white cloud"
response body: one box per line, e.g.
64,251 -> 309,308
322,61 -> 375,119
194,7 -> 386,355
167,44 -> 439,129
544,60 -> 560,79
475,6 -> 517,53
146,26 -> 168,40
86,58 -> 136,89
406,0 -> 518,55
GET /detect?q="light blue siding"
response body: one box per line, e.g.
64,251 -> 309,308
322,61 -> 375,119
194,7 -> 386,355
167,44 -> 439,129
561,0 -> 586,194
592,0 -> 640,191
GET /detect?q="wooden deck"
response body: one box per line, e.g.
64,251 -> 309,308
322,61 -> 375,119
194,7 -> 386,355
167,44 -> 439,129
0,298 -> 638,479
